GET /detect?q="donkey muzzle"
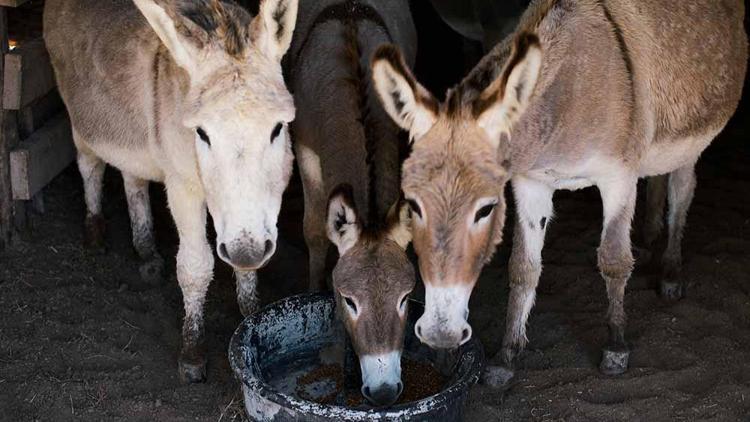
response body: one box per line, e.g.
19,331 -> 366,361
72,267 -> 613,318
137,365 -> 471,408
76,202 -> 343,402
218,237 -> 275,270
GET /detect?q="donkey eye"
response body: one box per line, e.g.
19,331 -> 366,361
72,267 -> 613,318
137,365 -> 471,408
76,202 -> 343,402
399,294 -> 410,310
270,122 -> 283,143
474,203 -> 496,223
343,296 -> 358,315
196,127 -> 210,146
406,199 -> 422,219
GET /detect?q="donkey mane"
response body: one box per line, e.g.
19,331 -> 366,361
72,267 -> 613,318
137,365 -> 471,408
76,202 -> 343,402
341,20 -> 383,228
172,0 -> 254,58
446,0 -> 560,114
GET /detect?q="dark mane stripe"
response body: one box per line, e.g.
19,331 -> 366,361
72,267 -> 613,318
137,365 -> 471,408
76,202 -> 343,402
298,1 -> 394,227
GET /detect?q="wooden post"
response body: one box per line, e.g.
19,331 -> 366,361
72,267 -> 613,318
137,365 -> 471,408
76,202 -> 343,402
0,8 -> 12,248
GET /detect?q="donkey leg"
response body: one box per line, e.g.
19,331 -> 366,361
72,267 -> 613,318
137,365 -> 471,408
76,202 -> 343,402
484,177 -> 553,388
296,143 -> 329,292
597,176 -> 637,375
167,182 -> 214,383
660,163 -> 697,301
235,270 -> 260,317
122,172 -> 164,285
77,149 -> 106,250
639,175 -> 667,264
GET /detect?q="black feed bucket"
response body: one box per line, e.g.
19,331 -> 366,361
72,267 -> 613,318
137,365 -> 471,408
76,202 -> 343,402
229,293 -> 483,421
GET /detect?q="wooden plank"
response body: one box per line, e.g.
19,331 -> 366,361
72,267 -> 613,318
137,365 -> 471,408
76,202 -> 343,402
3,38 -> 56,110
0,0 -> 30,8
10,113 -> 74,200
0,7 -> 13,247
18,88 -> 63,138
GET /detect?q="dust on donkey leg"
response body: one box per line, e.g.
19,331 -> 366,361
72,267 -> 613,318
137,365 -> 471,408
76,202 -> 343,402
76,146 -> 106,251
123,172 -> 164,285
168,183 -> 214,383
660,163 -> 696,301
483,176 -> 553,388
597,176 -> 637,375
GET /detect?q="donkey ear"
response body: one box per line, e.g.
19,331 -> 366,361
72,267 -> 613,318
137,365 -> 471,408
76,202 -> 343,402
474,33 -> 542,148
133,0 -> 203,73
386,200 -> 412,250
253,0 -> 299,61
372,45 -> 438,143
326,184 -> 362,255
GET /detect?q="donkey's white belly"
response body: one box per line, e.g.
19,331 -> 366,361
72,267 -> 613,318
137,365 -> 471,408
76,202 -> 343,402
639,128 -> 721,177
526,155 -> 615,191
88,142 -> 165,182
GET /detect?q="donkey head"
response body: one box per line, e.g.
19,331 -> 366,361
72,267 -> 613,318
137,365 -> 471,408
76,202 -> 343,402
133,0 -> 298,270
325,185 -> 415,406
372,34 -> 542,349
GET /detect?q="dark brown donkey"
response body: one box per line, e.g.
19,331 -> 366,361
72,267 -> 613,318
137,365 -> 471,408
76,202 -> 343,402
371,0 -> 747,385
287,0 -> 417,406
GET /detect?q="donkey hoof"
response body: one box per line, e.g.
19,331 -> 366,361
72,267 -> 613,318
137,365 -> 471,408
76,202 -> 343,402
659,280 -> 684,301
178,359 -> 207,384
139,258 -> 165,286
84,215 -> 106,252
480,365 -> 515,388
600,348 -> 629,375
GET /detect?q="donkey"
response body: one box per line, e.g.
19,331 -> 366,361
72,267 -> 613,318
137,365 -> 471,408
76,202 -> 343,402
325,185 -> 414,406
286,0 -> 417,405
371,0 -> 747,384
44,0 -> 298,382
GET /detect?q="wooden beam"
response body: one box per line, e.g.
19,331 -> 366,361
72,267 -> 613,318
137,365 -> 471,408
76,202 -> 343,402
0,0 -> 30,8
10,113 -> 74,200
0,7 -> 13,247
3,38 -> 56,111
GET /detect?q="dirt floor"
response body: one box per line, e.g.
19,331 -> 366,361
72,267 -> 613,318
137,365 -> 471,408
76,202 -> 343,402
2,110 -> 749,421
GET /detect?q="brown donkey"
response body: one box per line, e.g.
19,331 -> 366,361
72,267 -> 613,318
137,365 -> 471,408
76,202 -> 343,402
371,0 -> 747,384
287,0 -> 417,406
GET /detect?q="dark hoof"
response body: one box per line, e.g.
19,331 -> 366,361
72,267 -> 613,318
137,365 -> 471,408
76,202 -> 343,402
139,257 -> 165,286
178,359 -> 207,383
480,365 -> 515,388
659,280 -> 685,301
600,348 -> 629,375
84,215 -> 106,252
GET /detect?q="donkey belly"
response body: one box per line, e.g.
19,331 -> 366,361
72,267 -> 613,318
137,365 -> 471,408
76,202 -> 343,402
85,141 -> 164,182
638,127 -> 722,177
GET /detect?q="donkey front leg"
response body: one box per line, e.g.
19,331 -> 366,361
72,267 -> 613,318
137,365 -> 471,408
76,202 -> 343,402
660,163 -> 696,300
76,148 -> 106,250
167,182 -> 214,383
235,270 -> 260,317
123,173 -> 164,285
483,177 -> 553,387
597,176 -> 637,375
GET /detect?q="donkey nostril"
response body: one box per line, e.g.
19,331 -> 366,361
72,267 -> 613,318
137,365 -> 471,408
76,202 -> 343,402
461,327 -> 472,343
263,239 -> 273,257
396,382 -> 403,396
362,386 -> 371,399
219,243 -> 228,259
416,324 -> 423,338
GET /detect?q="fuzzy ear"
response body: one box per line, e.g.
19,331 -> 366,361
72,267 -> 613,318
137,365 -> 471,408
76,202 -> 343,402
386,200 -> 412,250
473,33 -> 542,148
253,0 -> 298,61
326,184 -> 362,255
133,0 -> 204,73
372,45 -> 439,143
